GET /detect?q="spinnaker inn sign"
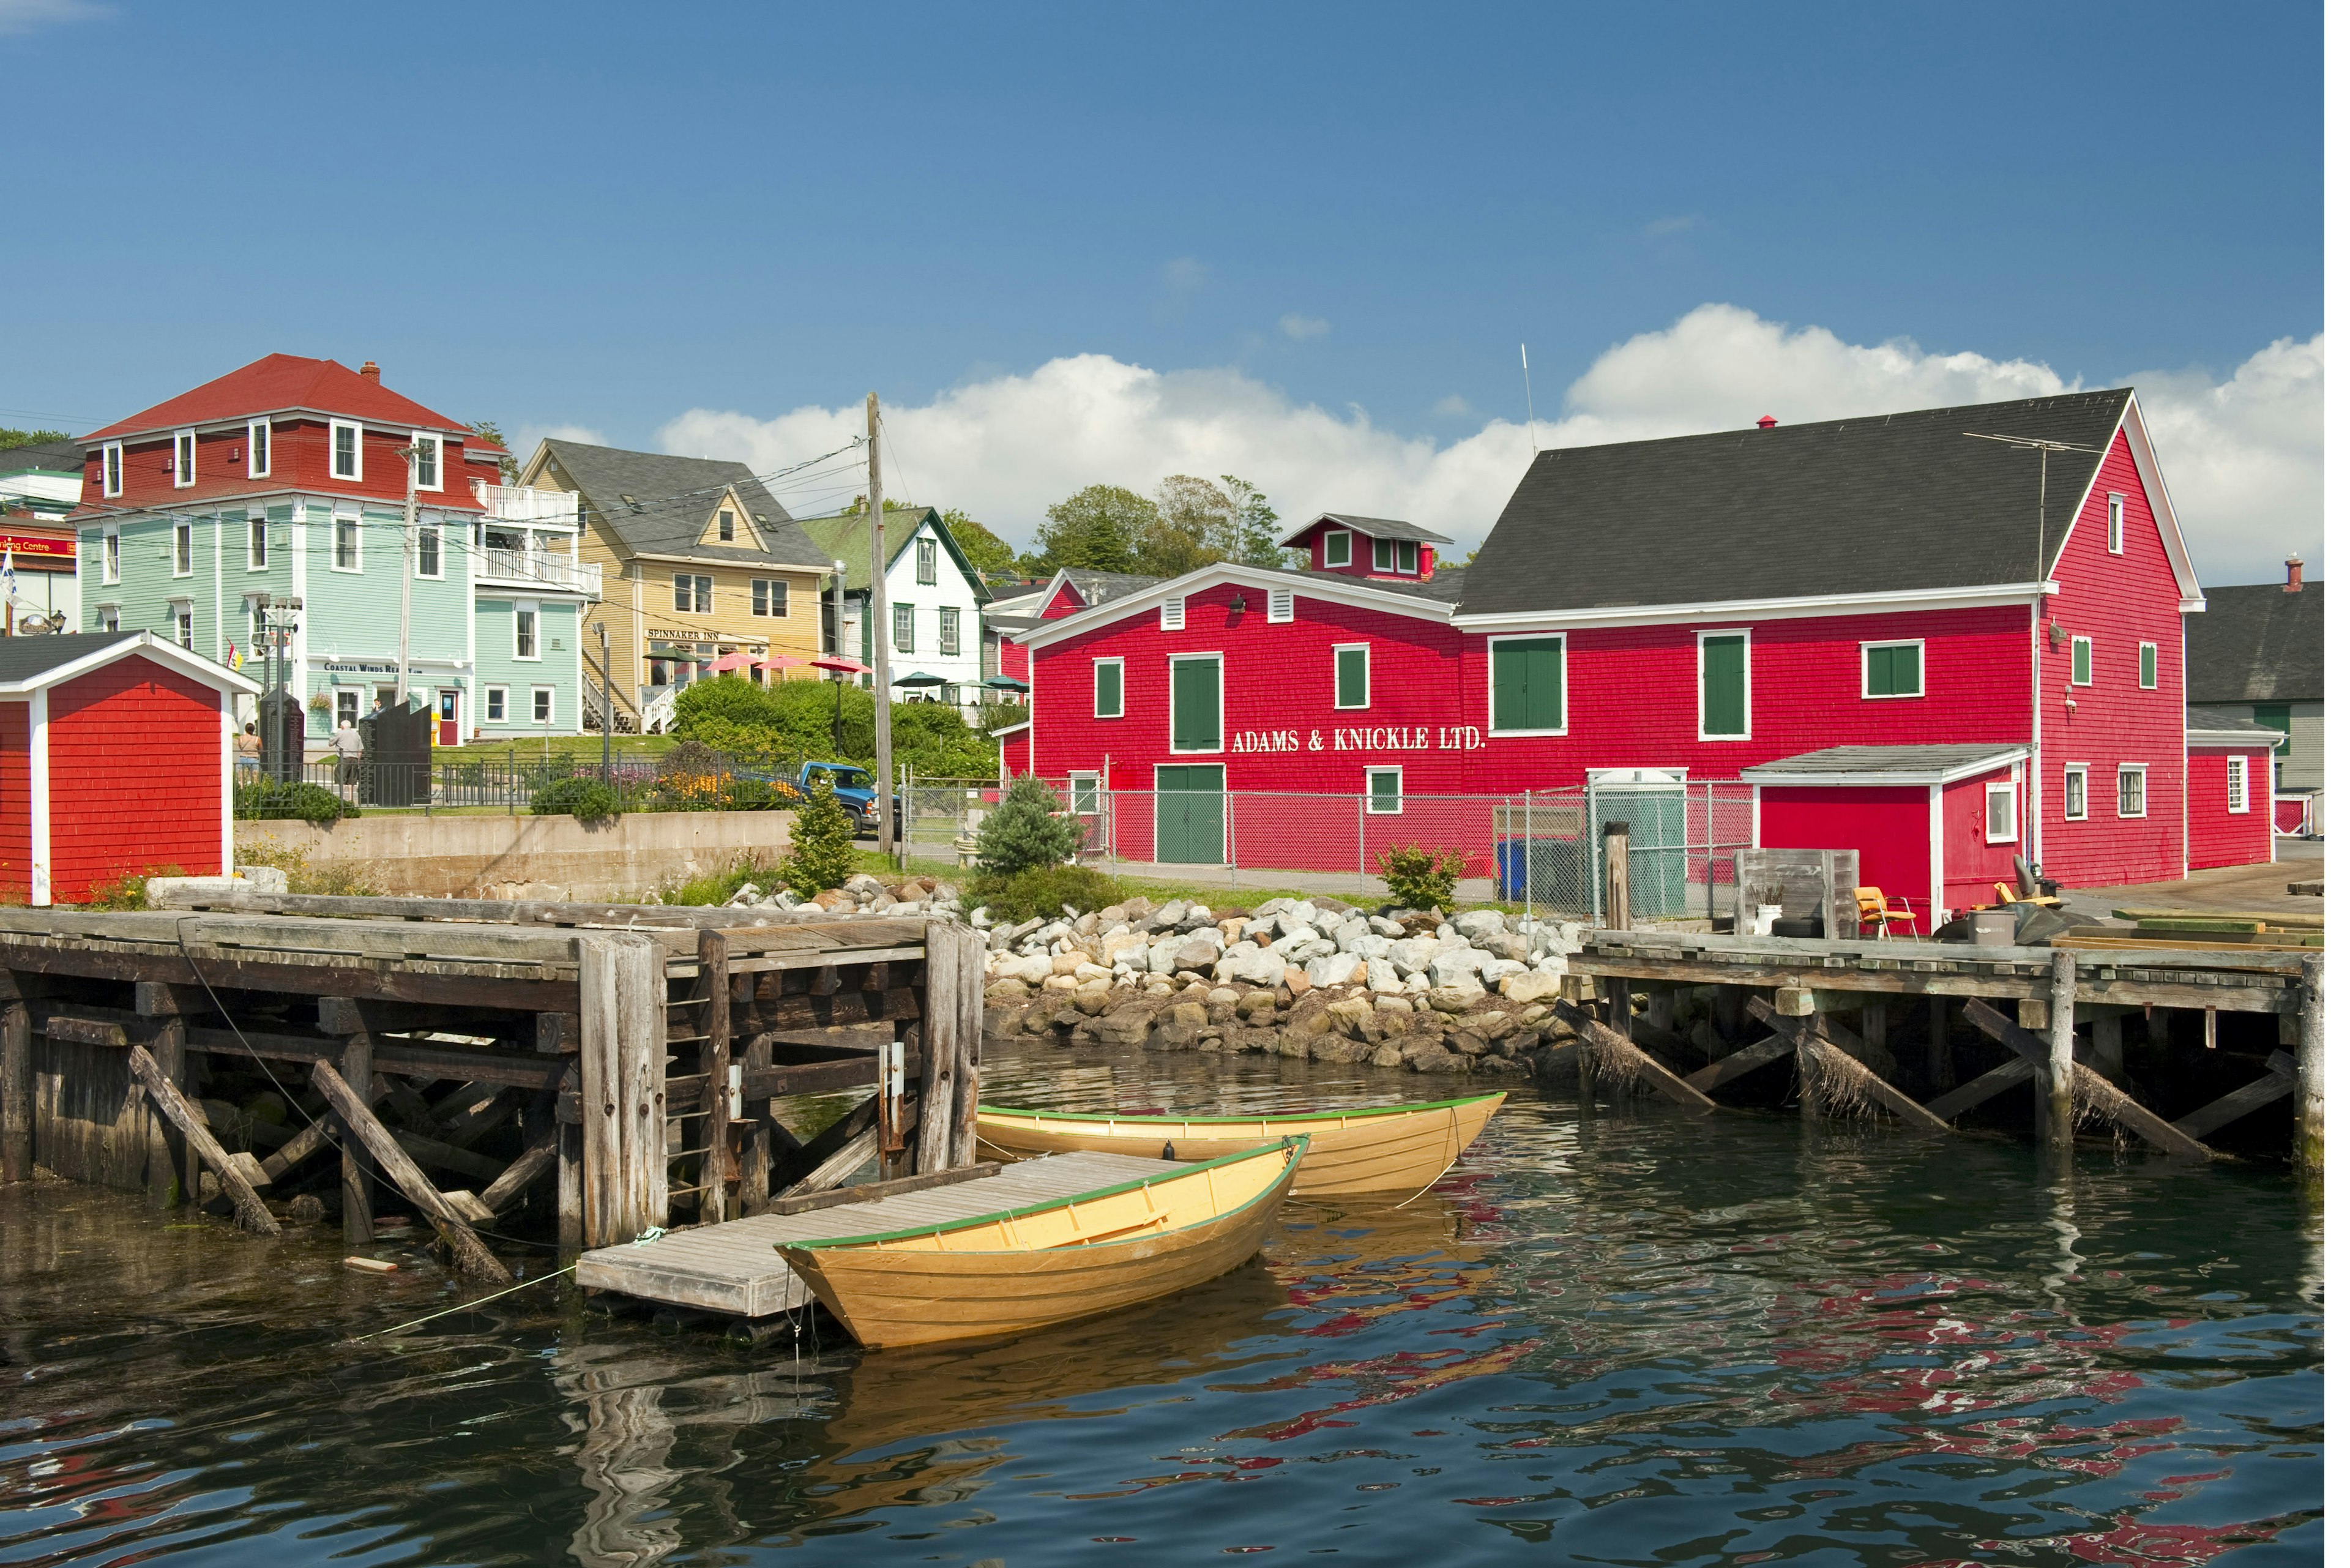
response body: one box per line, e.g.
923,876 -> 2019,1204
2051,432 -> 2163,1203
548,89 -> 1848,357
1231,725 -> 1485,753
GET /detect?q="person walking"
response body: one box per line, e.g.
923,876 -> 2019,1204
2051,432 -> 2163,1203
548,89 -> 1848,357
330,719 -> 365,800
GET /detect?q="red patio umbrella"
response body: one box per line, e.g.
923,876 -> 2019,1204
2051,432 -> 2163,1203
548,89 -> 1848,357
809,654 -> 870,752
709,651 -> 756,674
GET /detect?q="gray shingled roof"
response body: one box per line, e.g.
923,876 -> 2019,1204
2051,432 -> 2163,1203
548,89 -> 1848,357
1742,742 -> 2028,783
0,632 -> 139,682
1461,390 -> 2136,617
0,439 -> 83,474
2186,581 -> 2322,703
538,439 -> 833,569
2185,706 -> 2288,739
1280,513 -> 1454,548
1062,569 -> 1168,607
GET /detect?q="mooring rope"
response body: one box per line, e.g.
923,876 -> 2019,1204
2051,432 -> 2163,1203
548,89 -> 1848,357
340,1225 -> 668,1343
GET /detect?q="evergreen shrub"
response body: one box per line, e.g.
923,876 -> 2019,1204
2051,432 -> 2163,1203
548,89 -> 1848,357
974,774 -> 1080,875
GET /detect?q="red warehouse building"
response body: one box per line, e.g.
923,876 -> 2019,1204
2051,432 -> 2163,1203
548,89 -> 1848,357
1018,391 -> 2266,920
2184,708 -> 2283,870
0,632 -> 258,905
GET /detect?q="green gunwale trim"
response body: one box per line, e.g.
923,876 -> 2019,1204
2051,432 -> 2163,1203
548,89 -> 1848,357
781,1136 -> 1307,1254
974,1091 -> 1505,1128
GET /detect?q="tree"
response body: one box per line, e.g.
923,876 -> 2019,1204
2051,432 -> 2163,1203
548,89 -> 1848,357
974,774 -> 1081,875
0,429 -> 69,451
1214,474 -> 1287,568
781,771 -> 857,897
1032,483 -> 1155,572
941,507 -> 1015,575
1139,475 -> 1225,576
469,421 -> 521,483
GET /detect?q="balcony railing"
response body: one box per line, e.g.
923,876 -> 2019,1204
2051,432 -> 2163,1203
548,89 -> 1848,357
477,547 -> 603,597
472,481 -> 580,525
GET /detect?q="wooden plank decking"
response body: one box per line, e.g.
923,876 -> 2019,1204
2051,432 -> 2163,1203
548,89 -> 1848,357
575,1150 -> 1179,1318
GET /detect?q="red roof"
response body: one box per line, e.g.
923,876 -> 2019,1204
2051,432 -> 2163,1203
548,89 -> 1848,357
83,353 -> 475,442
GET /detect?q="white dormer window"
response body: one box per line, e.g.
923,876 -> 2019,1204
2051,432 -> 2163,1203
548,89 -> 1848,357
173,428 -> 196,488
1160,595 -> 1185,631
717,508 -> 735,542
1372,537 -> 1393,572
330,420 -> 362,480
916,536 -> 938,584
410,433 -> 441,492
247,420 -> 270,477
1323,529 -> 1352,568
2106,493 -> 2124,554
101,441 -> 123,498
1268,588 -> 1293,624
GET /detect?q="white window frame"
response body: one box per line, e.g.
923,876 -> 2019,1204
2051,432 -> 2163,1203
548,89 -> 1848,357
2116,763 -> 2147,819
2226,755 -> 2250,814
100,441 -> 124,498
172,428 -> 196,488
1365,764 -> 1403,815
168,598 -> 194,649
1696,627 -> 1751,742
1168,651 -> 1225,755
1332,641 -> 1371,711
892,601 -> 915,654
2106,492 -> 2124,554
2070,635 -> 2092,686
336,689 -> 360,728
409,431 -> 442,493
1069,771 -> 1102,815
514,601 -> 541,660
1984,779 -> 2018,843
416,522 -> 442,580
916,536 -> 938,585
2063,763 -> 2088,821
94,604 -> 120,633
247,515 -> 269,570
172,521 -> 193,577
1371,537 -> 1394,573
1483,632 -> 1568,737
101,527 -> 120,584
2138,641 -> 2157,690
1323,529 -> 1352,568
532,686 -> 554,725
484,685 -> 508,723
247,419 -> 270,477
687,575 -> 712,614
673,573 -> 693,613
717,507 -> 736,542
1858,638 -> 1923,699
329,419 -> 363,482
333,512 -> 361,572
1093,657 -> 1124,718
938,605 -> 961,657
1160,595 -> 1185,632
1268,588 -> 1294,624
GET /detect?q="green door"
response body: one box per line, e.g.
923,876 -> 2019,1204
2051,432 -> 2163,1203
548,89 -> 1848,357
1155,764 -> 1225,864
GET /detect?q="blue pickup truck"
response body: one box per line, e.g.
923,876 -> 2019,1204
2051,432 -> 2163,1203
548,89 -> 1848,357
796,761 -> 898,835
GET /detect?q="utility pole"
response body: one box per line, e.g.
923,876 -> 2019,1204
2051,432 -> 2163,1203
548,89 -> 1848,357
395,442 -> 420,715
597,622 -> 613,784
867,394 -> 892,856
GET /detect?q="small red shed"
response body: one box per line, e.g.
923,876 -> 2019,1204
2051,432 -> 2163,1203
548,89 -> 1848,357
0,632 -> 259,905
2184,707 -> 2283,870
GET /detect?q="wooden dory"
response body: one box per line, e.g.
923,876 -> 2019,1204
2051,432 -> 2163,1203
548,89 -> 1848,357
974,1092 -> 1506,1197
778,1138 -> 1305,1349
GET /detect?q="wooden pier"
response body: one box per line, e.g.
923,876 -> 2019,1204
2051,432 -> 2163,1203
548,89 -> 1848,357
1561,928 -> 2323,1171
1,891 -> 986,1276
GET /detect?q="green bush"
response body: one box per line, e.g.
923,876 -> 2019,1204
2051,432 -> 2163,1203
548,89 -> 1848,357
968,862 -> 1122,921
671,676 -> 998,783
234,780 -> 359,824
974,774 -> 1081,876
1376,843 -> 1466,913
781,771 -> 856,899
531,776 -> 625,822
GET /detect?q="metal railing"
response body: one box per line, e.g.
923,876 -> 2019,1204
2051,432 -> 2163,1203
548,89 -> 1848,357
236,749 -> 810,816
477,547 -> 602,596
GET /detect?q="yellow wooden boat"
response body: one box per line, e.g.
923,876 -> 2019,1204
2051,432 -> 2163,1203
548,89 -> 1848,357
974,1092 -> 1506,1197
778,1138 -> 1305,1349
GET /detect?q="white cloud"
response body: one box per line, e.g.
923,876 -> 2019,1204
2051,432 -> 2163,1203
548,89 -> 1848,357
1279,313 -> 1330,340
515,422 -> 608,456
0,0 -> 105,34
660,303 -> 2319,580
1162,257 -> 1209,295
1430,394 -> 1475,419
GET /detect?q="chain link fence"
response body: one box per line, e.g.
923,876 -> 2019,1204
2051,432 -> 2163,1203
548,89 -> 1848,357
236,749 -> 812,817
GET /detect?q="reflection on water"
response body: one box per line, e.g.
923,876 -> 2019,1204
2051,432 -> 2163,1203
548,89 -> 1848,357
0,1042 -> 2321,1564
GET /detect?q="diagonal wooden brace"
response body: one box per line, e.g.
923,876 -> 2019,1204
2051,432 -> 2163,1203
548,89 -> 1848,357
1682,1033 -> 1794,1096
310,1061 -> 511,1280
1744,997 -> 1951,1133
1554,1006 -> 1716,1111
1960,998 -> 2212,1160
2173,1051 -> 2297,1141
126,1045 -> 281,1237
1927,1058 -> 2034,1121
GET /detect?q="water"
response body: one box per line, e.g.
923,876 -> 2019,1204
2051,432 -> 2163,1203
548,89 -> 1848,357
0,1042 -> 2322,1566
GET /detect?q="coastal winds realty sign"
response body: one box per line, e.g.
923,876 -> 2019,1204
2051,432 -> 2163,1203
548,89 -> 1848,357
1231,725 -> 1484,753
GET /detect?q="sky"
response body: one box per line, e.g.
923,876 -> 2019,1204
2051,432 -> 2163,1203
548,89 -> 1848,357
0,1 -> 2321,583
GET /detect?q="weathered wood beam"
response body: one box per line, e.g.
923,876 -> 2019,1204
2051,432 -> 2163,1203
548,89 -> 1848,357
126,1044 -> 280,1236
696,928 -> 732,1226
1554,1007 -> 1715,1111
1680,1033 -> 1793,1096
1566,951 -> 2295,1013
774,1094 -> 878,1189
1743,997 -> 1950,1133
479,1126 -> 560,1216
2173,1052 -> 2297,1140
1960,998 -> 2212,1161
2297,954 -> 2323,1177
0,941 -> 578,1012
916,924 -> 982,1174
774,1160 -> 1001,1217
2040,952 -> 2078,1152
310,1061 -> 507,1280
1,1000 -> 26,1183
1926,1058 -> 2034,1121
781,1126 -> 880,1198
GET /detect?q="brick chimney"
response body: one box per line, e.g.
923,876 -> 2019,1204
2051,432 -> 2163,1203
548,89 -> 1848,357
359,360 -> 381,384
2285,556 -> 2304,592
1756,414 -> 1778,429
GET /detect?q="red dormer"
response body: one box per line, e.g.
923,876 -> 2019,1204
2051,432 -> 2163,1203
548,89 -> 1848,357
72,353 -> 504,518
1279,513 -> 1446,582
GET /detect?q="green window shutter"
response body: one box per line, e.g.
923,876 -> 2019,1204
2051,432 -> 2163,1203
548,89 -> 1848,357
1701,635 -> 1746,736
1866,643 -> 1920,696
1095,662 -> 1122,717
1491,638 -> 1560,731
2253,703 -> 2291,756
2071,637 -> 2091,685
2139,643 -> 2157,689
1368,769 -> 1400,812
1335,647 -> 1367,707
1172,657 -> 1220,749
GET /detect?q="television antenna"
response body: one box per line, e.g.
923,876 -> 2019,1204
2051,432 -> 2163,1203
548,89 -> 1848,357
1520,344 -> 1537,457
1961,431 -> 2103,583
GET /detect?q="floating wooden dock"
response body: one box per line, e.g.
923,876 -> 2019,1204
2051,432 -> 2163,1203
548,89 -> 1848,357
0,890 -> 985,1279
1561,928 -> 2323,1171
576,1149 -> 1174,1319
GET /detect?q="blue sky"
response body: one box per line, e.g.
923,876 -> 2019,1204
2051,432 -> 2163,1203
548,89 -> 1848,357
0,1 -> 2321,577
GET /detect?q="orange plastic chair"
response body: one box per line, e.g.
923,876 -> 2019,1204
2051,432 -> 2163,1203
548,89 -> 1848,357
1855,886 -> 1919,939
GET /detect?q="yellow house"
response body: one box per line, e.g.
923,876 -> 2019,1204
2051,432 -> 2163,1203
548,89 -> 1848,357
519,439 -> 837,728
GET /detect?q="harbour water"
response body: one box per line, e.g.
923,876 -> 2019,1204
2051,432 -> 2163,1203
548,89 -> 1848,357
0,1039 -> 2322,1565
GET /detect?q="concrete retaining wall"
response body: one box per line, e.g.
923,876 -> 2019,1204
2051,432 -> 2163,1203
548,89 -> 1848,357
236,811 -> 794,901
